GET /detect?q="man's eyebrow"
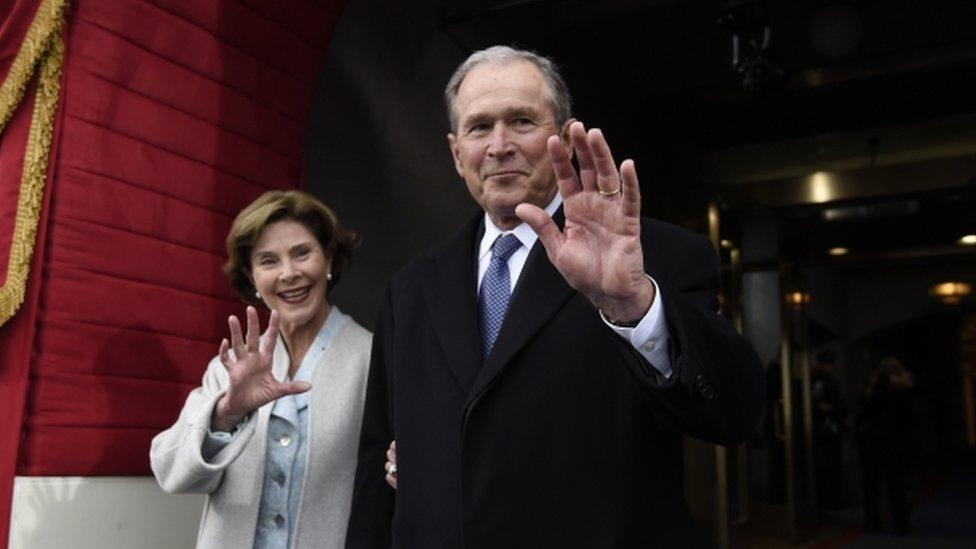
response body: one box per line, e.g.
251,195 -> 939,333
461,106 -> 543,126
501,106 -> 536,118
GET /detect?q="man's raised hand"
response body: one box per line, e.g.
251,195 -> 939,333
515,121 -> 654,323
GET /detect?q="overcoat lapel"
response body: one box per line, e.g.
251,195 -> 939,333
422,214 -> 484,394
467,209 -> 574,404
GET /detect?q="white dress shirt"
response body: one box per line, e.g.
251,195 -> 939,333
477,194 -> 673,378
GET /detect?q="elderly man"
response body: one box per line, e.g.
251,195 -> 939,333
346,46 -> 763,548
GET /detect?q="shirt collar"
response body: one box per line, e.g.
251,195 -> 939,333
479,193 -> 562,261
271,306 -> 347,422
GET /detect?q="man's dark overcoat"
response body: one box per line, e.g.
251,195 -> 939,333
346,210 -> 764,548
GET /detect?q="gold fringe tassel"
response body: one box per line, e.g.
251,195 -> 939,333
0,0 -> 69,327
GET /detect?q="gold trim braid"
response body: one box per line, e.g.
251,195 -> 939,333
0,0 -> 69,327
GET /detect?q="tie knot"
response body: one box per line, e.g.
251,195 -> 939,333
491,234 -> 521,262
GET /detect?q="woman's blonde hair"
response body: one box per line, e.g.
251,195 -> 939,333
224,190 -> 360,306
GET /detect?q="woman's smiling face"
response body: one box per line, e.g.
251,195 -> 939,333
250,219 -> 331,332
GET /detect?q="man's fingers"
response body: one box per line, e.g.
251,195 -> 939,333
386,443 -> 397,464
385,473 -> 398,490
228,315 -> 246,358
261,309 -> 280,355
589,128 -> 621,193
620,159 -> 641,218
245,306 -> 260,351
516,203 -> 563,255
570,122 -> 597,192
547,135 -> 580,199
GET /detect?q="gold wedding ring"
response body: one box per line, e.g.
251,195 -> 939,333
598,186 -> 622,196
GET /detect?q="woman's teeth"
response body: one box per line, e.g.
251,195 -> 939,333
279,287 -> 310,302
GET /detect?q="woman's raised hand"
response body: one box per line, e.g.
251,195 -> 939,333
211,306 -> 311,432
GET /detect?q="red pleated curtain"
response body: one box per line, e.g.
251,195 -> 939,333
0,0 -> 346,543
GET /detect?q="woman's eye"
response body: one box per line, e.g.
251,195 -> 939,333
259,257 -> 277,267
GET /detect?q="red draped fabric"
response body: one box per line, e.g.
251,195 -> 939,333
1,2 -> 60,544
0,0 -> 345,542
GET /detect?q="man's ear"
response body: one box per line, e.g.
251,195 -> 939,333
447,133 -> 464,177
559,118 -> 577,161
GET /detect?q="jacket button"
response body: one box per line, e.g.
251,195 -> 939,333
696,374 -> 715,400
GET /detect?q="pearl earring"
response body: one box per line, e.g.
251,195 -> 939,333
326,272 -> 333,281
255,291 -> 261,299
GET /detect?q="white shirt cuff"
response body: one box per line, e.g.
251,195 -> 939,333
601,275 -> 672,379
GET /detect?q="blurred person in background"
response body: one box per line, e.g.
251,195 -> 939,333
856,356 -> 915,535
811,350 -> 849,512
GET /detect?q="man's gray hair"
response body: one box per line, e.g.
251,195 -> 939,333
445,45 -> 573,133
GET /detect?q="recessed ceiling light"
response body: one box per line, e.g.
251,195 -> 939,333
828,247 -> 849,256
785,291 -> 811,309
809,171 -> 836,203
930,282 -> 971,304
959,234 -> 976,246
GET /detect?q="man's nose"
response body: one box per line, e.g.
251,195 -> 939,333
485,123 -> 515,158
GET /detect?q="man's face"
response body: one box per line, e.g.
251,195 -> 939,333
448,60 -> 566,230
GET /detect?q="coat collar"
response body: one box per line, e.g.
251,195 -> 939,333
467,207 -> 574,404
422,213 -> 485,393
422,208 -> 575,401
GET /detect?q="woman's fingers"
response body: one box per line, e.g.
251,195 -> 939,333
219,338 -> 231,364
245,306 -> 260,351
384,457 -> 398,488
385,440 -> 398,489
279,380 -> 312,396
261,309 -> 280,355
228,315 -> 246,358
218,338 -> 232,369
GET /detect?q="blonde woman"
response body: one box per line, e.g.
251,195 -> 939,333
151,191 -> 371,549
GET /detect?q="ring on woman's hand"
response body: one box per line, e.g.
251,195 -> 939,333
387,463 -> 397,476
598,186 -> 622,197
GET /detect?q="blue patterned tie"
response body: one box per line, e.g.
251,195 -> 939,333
479,234 -> 522,357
